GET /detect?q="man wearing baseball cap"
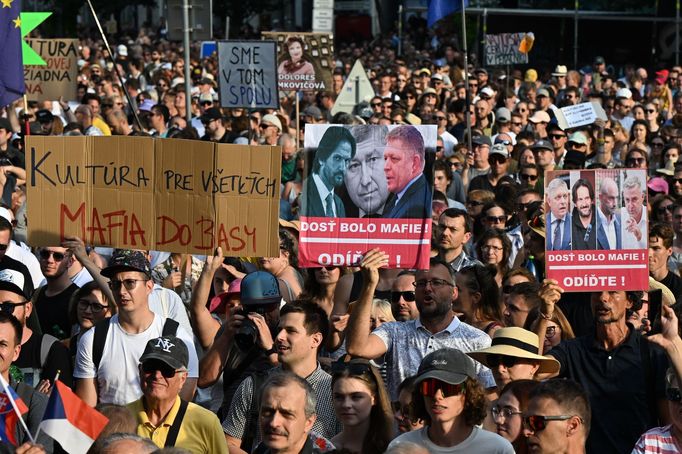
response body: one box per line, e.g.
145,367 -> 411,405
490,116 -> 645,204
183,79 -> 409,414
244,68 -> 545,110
128,336 -> 226,453
388,348 -> 514,452
75,250 -> 198,407
468,143 -> 509,193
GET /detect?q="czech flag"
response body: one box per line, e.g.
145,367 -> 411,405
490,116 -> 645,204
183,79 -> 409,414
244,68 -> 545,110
0,384 -> 28,445
39,381 -> 109,454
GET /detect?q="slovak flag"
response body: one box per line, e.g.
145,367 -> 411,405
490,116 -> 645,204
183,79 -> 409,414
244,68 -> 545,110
39,381 -> 109,454
0,384 -> 28,445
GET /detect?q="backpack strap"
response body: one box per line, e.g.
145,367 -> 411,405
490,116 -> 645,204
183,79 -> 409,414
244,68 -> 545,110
242,369 -> 269,451
164,399 -> 189,447
40,334 -> 58,368
92,318 -> 112,371
162,318 -> 179,337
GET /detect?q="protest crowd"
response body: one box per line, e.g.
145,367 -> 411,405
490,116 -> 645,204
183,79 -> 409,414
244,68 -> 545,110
7,6 -> 682,454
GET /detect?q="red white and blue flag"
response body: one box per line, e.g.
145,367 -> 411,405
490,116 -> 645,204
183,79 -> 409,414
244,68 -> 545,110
38,381 -> 108,454
0,384 -> 27,445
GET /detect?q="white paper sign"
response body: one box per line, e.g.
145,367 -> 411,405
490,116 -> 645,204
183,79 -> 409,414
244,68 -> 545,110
556,102 -> 608,130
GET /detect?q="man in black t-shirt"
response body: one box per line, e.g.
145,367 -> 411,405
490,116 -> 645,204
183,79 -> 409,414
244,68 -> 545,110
34,247 -> 79,339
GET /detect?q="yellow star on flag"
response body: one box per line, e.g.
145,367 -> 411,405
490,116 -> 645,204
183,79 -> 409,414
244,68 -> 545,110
1,0 -> 12,8
12,15 -> 20,28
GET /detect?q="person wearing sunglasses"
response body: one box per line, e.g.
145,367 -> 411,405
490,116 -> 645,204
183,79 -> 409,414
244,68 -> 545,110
517,163 -> 539,190
388,271 -> 419,322
468,327 -> 560,391
393,376 -> 425,434
330,358 -> 393,453
74,250 -> 199,407
128,335 -> 227,453
35,247 -> 78,340
345,251 -> 495,403
493,379 -> 539,453
469,144 -> 510,194
388,348 -> 514,452
523,378 -> 590,454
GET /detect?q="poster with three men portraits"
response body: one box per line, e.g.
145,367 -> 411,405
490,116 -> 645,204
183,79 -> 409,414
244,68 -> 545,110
544,169 -> 649,292
298,124 -> 437,269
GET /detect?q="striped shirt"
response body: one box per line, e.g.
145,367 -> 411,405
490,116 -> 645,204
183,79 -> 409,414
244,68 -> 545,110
632,425 -> 682,453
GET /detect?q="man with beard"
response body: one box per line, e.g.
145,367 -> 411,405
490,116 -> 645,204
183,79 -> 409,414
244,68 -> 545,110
437,208 -> 481,272
571,179 -> 597,250
390,271 -> 418,322
345,250 -> 494,400
621,175 -> 647,249
301,126 -> 356,217
535,281 -> 669,453
596,177 -> 622,250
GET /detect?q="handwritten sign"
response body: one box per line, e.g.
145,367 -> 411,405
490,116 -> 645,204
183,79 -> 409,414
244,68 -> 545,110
485,33 -> 529,66
218,41 -> 279,109
24,39 -> 78,101
262,32 -> 334,92
555,102 -> 608,130
26,136 -> 281,256
544,169 -> 648,291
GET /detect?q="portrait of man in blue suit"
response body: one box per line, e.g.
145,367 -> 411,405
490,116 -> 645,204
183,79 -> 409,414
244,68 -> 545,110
596,176 -> 622,250
546,177 -> 572,250
300,126 -> 356,217
382,125 -> 432,219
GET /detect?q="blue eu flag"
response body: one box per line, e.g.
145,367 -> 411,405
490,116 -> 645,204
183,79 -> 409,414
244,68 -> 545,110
0,0 -> 24,107
428,0 -> 469,28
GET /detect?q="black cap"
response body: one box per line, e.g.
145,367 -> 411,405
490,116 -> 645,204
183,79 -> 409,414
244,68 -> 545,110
35,109 -> 54,123
101,249 -> 151,278
139,335 -> 189,370
414,348 -> 477,386
0,268 -> 28,299
200,107 -> 223,123
0,118 -> 11,132
532,139 -> 553,151
472,135 -> 492,147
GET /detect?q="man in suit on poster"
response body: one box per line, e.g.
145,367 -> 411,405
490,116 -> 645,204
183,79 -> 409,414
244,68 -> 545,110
382,125 -> 432,219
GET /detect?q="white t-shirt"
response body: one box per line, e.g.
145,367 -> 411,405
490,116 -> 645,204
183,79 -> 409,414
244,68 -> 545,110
149,284 -> 193,336
74,313 -> 199,405
388,427 -> 514,454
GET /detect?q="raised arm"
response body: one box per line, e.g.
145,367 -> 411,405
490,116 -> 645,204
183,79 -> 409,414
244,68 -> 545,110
190,248 -> 223,349
345,249 -> 389,359
534,279 -> 564,380
62,236 -> 115,303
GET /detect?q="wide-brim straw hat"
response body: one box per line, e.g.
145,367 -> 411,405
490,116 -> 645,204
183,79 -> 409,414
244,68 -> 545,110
467,327 -> 560,375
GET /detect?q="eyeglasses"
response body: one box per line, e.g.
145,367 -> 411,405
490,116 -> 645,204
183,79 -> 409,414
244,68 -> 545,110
414,279 -> 454,289
488,156 -> 507,164
512,122 -> 523,127
141,360 -> 182,378
200,101 -> 213,106
0,301 -> 28,315
485,216 -> 506,225
331,359 -> 373,376
371,102 -> 382,107
666,387 -> 682,403
466,200 -> 484,207
78,300 -> 109,313
550,134 -> 566,140
436,116 -> 446,121
449,161 -> 463,169
658,205 -> 675,214
653,142 -> 665,147
520,173 -> 538,181
646,109 -> 656,113
391,291 -> 416,303
627,157 -> 646,165
419,378 -> 465,398
523,414 -> 578,432
39,250 -> 68,261
545,325 -> 560,339
487,354 -> 519,368
436,146 -> 444,152
674,178 -> 682,185
108,279 -> 148,291
491,406 -> 523,420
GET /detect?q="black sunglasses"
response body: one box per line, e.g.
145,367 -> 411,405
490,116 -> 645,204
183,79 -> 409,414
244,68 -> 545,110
141,360 -> 181,378
487,354 -> 519,368
520,173 -> 538,181
331,359 -> 373,376
666,387 -> 682,403
658,205 -> 674,214
391,291 -> 416,303
0,301 -> 28,315
523,414 -> 577,432
39,250 -> 67,261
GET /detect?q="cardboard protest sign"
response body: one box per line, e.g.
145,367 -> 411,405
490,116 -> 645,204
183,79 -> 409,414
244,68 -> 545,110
262,32 -> 334,92
27,136 -> 281,257
24,39 -> 78,101
485,33 -> 529,66
331,60 -> 375,116
554,102 -> 608,130
298,124 -> 437,269
544,169 -> 648,292
217,41 -> 279,109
